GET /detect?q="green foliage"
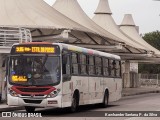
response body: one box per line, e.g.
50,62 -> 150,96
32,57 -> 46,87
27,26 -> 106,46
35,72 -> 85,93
142,30 -> 160,50
139,64 -> 160,74
139,31 -> 160,74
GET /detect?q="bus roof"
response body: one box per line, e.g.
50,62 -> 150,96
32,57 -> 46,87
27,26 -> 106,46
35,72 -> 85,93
55,43 -> 121,60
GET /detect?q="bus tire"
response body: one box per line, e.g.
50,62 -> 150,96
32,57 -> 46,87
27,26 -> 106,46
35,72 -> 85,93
70,92 -> 79,112
25,106 -> 35,113
101,90 -> 109,108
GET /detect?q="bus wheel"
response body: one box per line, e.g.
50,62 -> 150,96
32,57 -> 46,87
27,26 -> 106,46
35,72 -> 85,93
102,90 -> 109,108
70,94 -> 79,112
25,106 -> 35,113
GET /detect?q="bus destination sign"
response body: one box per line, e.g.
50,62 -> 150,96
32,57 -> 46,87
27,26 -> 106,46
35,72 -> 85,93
15,46 -> 55,53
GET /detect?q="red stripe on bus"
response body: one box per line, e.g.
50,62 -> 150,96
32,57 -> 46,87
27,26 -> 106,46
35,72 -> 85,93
11,86 -> 56,95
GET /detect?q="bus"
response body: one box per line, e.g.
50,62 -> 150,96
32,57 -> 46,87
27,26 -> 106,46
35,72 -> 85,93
6,42 -> 122,112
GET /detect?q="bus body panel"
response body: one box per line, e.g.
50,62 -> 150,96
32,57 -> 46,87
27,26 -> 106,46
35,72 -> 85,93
106,78 -> 122,102
61,76 -> 122,107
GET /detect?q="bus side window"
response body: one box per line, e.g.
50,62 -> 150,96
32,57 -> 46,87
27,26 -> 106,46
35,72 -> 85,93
80,54 -> 87,75
95,57 -> 102,76
71,53 -> 79,75
62,51 -> 71,75
108,60 -> 112,76
112,60 -> 116,77
88,56 -> 95,75
103,58 -> 109,76
115,60 -> 121,77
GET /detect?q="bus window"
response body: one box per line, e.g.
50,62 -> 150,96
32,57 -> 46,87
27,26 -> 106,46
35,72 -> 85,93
108,60 -> 112,76
86,55 -> 89,75
103,58 -> 109,76
115,61 -> 121,77
95,57 -> 102,76
89,56 -> 95,75
80,54 -> 87,75
71,53 -> 79,75
111,60 -> 116,77
62,51 -> 71,75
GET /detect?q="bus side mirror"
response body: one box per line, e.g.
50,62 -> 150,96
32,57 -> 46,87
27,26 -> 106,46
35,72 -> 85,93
63,74 -> 71,82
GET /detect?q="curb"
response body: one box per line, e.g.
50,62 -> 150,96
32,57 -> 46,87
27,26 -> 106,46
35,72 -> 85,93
122,90 -> 160,97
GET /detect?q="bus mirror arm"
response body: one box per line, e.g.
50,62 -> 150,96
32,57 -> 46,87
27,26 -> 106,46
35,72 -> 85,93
2,59 -> 6,67
2,56 -> 9,68
63,74 -> 71,82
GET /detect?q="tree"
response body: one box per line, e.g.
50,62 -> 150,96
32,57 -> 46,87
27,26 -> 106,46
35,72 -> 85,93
139,31 -> 160,74
143,30 -> 160,50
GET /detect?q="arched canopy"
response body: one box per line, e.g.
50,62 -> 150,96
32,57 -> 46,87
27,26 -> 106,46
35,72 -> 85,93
53,0 -> 151,54
0,0 -> 91,32
92,0 -> 147,52
0,0 -> 116,50
0,0 -> 127,53
53,0 -> 124,43
120,14 -> 160,56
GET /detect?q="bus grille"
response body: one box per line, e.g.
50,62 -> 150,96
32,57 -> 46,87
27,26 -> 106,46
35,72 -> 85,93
21,94 -> 44,97
23,99 -> 42,104
17,88 -> 50,92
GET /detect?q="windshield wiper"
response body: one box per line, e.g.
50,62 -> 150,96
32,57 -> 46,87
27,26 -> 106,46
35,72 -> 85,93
42,54 -> 48,67
40,54 -> 48,74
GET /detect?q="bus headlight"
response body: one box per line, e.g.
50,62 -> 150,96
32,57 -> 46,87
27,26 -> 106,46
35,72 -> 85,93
9,89 -> 19,97
47,88 -> 61,98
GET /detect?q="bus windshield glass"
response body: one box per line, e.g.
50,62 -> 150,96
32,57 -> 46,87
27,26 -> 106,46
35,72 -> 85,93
9,55 -> 61,86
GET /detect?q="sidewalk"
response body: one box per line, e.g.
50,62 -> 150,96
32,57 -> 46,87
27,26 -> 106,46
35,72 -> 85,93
122,86 -> 160,97
1,86 -> 160,112
0,102 -> 24,112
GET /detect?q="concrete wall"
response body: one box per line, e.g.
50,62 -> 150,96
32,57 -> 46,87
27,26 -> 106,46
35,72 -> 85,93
123,60 -> 130,88
122,61 -> 139,88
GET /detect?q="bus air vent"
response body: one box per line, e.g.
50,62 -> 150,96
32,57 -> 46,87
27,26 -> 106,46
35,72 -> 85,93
23,99 -> 42,104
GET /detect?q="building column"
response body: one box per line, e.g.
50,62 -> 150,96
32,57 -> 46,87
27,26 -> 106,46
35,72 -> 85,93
130,62 -> 139,88
0,54 -> 3,100
0,54 -> 6,100
123,60 -> 131,88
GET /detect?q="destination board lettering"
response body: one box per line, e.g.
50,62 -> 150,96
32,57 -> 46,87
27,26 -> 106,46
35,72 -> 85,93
15,47 -> 55,53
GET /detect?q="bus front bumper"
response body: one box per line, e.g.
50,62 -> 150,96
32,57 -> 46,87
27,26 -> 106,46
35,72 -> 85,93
7,94 -> 62,108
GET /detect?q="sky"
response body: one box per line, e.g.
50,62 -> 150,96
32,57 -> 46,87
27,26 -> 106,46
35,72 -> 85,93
44,0 -> 160,34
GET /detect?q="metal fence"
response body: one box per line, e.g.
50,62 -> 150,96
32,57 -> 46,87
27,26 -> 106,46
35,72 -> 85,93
0,27 -> 32,46
139,74 -> 160,86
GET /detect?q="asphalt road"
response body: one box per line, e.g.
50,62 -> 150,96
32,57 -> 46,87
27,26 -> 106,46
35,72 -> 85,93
1,93 -> 160,120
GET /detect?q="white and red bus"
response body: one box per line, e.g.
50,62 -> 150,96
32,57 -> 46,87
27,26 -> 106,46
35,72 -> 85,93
6,42 -> 122,112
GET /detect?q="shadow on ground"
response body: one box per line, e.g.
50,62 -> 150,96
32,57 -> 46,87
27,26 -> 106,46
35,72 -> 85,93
35,104 -> 119,117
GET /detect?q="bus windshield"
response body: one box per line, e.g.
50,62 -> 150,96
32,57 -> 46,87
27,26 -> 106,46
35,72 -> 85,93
9,55 -> 61,86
